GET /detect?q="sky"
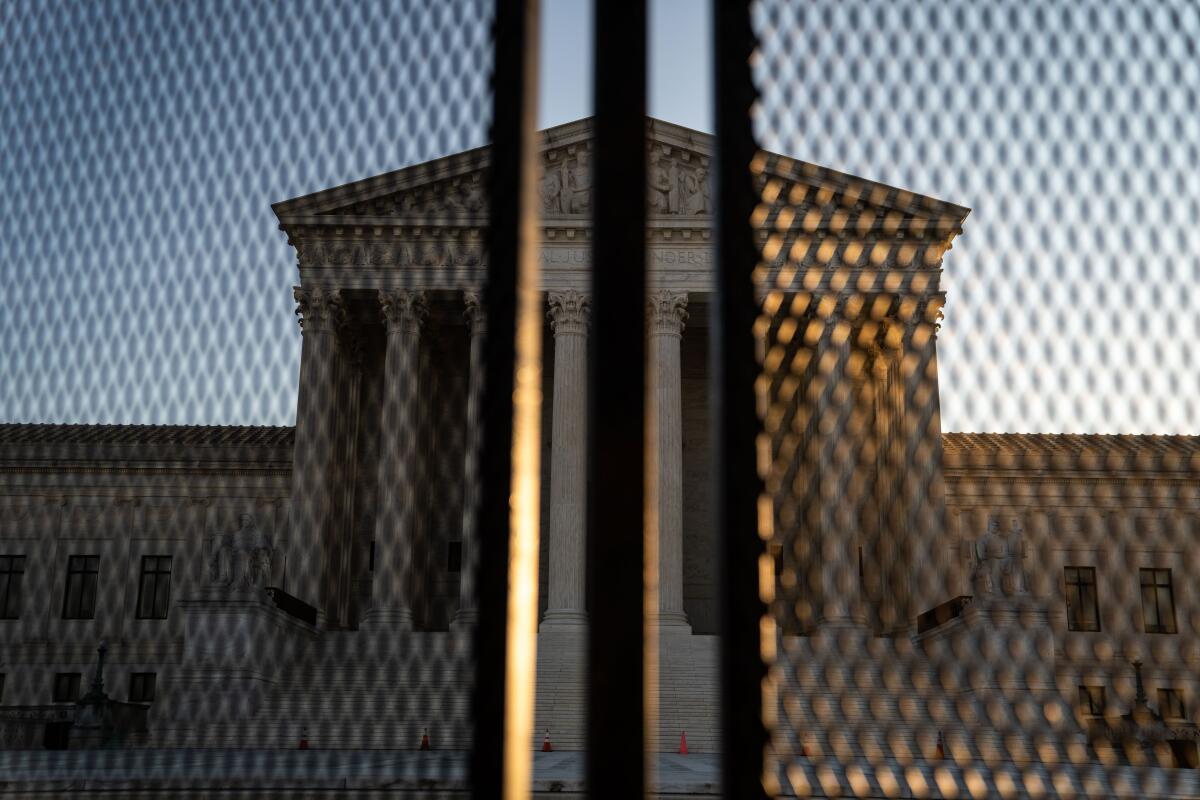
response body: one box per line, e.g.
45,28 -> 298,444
1,0 -> 1197,434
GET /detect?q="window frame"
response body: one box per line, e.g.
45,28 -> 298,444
1078,685 -> 1107,717
128,672 -> 156,703
61,554 -> 100,620
135,555 -> 173,620
1158,687 -> 1187,720
1063,565 -> 1101,632
52,672 -> 81,703
0,555 -> 26,620
1140,567 -> 1178,634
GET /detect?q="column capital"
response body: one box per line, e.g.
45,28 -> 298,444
463,290 -> 487,336
646,290 -> 688,337
547,290 -> 591,336
379,289 -> 428,336
294,286 -> 345,334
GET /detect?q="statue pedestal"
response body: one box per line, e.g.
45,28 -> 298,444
919,595 -> 1076,747
920,595 -> 1057,688
169,588 -> 317,722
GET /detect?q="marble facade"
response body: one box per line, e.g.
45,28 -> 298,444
0,119 -> 1197,782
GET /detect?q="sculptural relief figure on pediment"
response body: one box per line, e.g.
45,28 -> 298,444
540,165 -> 564,214
562,149 -> 591,214
649,153 -> 673,213
440,177 -> 485,213
684,167 -> 710,214
648,152 -> 711,215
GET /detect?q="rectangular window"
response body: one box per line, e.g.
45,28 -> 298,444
62,555 -> 100,620
1064,566 -> 1100,632
1078,685 -> 1107,716
128,672 -> 156,703
0,673 -> 5,703
0,555 -> 26,620
52,672 -> 81,703
447,541 -> 463,573
136,555 -> 172,619
1159,688 -> 1186,720
1140,568 -> 1177,634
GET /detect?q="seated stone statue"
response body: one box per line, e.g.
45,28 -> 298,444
206,513 -> 274,592
970,517 -> 1029,600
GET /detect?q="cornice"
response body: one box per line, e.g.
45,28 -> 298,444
0,463 -> 293,478
942,433 -> 1200,474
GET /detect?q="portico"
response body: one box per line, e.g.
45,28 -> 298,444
270,116 -> 965,639
272,119 -> 728,635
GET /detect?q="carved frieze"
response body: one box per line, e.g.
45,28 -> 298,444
297,238 -> 484,269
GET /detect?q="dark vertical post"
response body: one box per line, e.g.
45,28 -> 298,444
471,0 -> 539,796
712,2 -> 768,799
588,0 -> 648,796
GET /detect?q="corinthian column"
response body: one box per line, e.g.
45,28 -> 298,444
362,289 -> 427,631
541,290 -> 590,629
647,290 -> 690,630
285,286 -> 344,622
452,291 -> 486,629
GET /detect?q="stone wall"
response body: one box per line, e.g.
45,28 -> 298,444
942,433 -> 1200,717
0,426 -> 293,712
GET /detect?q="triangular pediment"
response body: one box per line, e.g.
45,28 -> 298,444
273,116 -> 968,241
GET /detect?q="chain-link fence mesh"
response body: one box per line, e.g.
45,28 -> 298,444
1,0 -> 1199,796
0,0 -> 496,790
751,1 -> 1200,796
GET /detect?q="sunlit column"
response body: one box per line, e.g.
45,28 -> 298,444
541,290 -> 590,628
453,290 -> 486,628
647,290 -> 690,630
363,288 -> 427,630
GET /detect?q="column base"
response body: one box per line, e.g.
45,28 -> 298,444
650,611 -> 691,634
359,607 -> 415,631
540,609 -> 588,630
450,609 -> 478,631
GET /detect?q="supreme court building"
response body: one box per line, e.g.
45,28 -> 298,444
2,118 -> 1199,778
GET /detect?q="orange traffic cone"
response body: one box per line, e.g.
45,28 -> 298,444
298,727 -> 309,750
542,730 -> 554,752
935,730 -> 944,760
678,731 -> 688,755
420,728 -> 431,751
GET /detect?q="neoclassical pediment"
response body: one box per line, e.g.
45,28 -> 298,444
274,116 -> 967,231
273,117 -> 723,222
273,117 -> 971,292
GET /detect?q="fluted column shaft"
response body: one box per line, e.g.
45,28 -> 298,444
363,289 -> 427,630
453,291 -> 486,628
647,290 -> 689,630
285,286 -> 344,621
541,290 -> 590,628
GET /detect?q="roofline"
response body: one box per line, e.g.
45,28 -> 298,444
272,115 -> 970,225
942,431 -> 1200,472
